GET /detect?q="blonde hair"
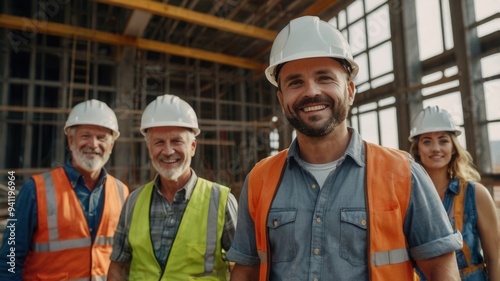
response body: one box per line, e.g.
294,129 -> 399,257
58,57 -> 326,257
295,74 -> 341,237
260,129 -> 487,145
409,133 -> 481,182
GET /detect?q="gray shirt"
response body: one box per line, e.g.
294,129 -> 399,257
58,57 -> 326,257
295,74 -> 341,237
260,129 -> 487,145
226,128 -> 462,280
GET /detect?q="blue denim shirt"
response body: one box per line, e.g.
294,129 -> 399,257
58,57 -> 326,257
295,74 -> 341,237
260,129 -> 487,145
418,178 -> 488,281
227,128 -> 462,280
0,162 -> 107,280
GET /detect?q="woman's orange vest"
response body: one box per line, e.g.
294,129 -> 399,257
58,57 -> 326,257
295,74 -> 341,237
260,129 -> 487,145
248,142 -> 417,281
452,181 -> 486,276
23,167 -> 129,281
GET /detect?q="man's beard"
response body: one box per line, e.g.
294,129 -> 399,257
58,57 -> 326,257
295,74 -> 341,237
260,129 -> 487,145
72,147 -> 109,172
151,155 -> 187,182
285,94 -> 349,137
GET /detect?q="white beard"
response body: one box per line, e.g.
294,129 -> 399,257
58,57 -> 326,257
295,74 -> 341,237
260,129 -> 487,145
72,147 -> 110,172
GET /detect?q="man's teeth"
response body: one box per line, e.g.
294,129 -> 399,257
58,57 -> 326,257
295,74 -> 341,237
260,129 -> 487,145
303,105 -> 326,112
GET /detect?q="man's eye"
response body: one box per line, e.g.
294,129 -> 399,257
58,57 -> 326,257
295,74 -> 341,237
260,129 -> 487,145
288,80 -> 302,87
319,76 -> 332,81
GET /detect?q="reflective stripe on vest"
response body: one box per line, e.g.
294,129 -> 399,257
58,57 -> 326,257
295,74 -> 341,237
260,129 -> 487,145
205,184 -> 221,274
248,142 -> 414,281
128,178 -> 229,281
23,167 -> 129,280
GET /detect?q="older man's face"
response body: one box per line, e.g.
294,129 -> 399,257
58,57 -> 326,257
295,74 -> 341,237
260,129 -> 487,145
68,125 -> 114,173
146,126 -> 196,183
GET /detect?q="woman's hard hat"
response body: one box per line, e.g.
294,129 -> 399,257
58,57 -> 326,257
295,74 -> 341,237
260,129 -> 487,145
64,99 -> 120,139
408,106 -> 461,141
265,15 -> 359,87
140,94 -> 200,136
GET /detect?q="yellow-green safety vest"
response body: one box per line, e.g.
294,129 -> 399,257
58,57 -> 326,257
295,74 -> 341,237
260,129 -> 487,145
128,178 -> 230,280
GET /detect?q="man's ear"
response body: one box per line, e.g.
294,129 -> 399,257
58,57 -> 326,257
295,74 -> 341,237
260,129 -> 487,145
67,134 -> 74,151
347,81 -> 356,106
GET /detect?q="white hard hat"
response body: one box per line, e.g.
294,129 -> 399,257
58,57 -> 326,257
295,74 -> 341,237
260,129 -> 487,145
265,16 -> 359,87
64,99 -> 120,139
140,94 -> 200,136
408,106 -> 461,141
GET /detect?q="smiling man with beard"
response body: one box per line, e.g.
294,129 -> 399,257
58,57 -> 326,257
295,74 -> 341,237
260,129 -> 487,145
226,16 -> 463,281
108,94 -> 238,281
0,99 -> 129,280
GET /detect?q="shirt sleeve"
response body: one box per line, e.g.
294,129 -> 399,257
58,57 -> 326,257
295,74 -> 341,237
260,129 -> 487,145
222,192 -> 238,252
110,188 -> 141,263
225,176 -> 261,266
0,179 -> 38,280
404,161 -> 463,261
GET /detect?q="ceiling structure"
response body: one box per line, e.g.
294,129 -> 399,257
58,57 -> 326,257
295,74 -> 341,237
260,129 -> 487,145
1,0 -> 349,74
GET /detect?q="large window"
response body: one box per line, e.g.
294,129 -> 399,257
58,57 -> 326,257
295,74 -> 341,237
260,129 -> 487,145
330,0 -> 394,93
335,0 -> 499,186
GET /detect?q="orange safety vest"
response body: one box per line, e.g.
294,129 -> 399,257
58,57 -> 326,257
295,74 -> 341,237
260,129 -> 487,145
452,181 -> 486,276
248,142 -> 417,281
23,167 -> 129,281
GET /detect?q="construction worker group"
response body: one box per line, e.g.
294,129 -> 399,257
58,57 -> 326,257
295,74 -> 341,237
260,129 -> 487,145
0,15 -> 498,281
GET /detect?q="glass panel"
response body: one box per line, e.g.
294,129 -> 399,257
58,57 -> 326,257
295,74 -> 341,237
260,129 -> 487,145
474,0 -> 500,21
422,71 -> 443,84
367,5 -> 391,47
369,42 -> 393,78
359,102 -> 377,113
365,0 -> 386,13
481,53 -> 500,78
477,18 -> 500,37
441,0 -> 454,50
371,73 -> 394,88
354,53 -> 369,84
359,111 -> 379,144
357,83 -> 370,93
380,107 -> 399,149
338,10 -> 347,29
349,19 -> 366,55
378,96 -> 396,107
347,0 -> 364,23
421,80 -> 459,96
488,122 -> 500,173
484,80 -> 500,120
444,66 -> 458,77
416,0 -> 443,60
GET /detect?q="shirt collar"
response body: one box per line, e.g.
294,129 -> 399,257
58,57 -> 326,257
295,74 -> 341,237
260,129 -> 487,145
152,169 -> 199,201
448,177 -> 460,195
63,160 -> 107,189
286,127 -> 365,168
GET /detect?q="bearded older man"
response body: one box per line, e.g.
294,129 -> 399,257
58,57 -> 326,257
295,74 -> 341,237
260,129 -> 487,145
0,99 -> 129,281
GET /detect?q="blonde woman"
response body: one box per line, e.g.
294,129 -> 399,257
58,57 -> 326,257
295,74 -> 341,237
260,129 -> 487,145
409,106 -> 500,281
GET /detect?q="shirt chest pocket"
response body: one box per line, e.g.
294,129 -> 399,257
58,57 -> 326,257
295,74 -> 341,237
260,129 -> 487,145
340,208 -> 367,267
267,209 -> 297,263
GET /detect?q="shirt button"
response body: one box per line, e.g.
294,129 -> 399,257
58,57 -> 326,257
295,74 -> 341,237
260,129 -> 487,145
314,248 -> 320,255
311,184 -> 317,189
316,217 -> 321,223
361,219 -> 366,226
273,219 -> 278,227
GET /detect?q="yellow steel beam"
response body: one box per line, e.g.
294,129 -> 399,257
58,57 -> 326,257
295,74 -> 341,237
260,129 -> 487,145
93,0 -> 278,41
0,14 -> 267,71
